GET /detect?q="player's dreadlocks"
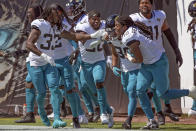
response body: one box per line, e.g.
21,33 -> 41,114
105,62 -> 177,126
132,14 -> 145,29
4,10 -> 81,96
41,3 -> 63,30
29,4 -> 43,19
55,4 -> 72,25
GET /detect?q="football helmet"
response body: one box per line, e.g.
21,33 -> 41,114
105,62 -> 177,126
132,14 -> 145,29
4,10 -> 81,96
106,14 -> 118,30
188,0 -> 196,17
65,0 -> 86,19
105,14 -> 119,41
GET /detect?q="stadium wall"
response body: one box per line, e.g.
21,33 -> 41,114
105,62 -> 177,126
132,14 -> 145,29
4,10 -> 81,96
0,0 -> 185,115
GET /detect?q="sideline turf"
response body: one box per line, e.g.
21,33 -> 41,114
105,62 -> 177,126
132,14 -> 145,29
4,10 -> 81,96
0,118 -> 196,130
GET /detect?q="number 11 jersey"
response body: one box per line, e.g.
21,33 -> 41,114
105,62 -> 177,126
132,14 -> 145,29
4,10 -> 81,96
130,10 -> 166,62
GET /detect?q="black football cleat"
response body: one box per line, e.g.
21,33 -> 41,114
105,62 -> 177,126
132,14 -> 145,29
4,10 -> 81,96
15,112 -> 36,123
73,117 -> 81,128
156,112 -> 165,125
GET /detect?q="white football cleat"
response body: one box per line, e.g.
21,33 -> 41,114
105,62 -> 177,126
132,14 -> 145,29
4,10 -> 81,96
100,114 -> 109,124
188,109 -> 196,117
47,112 -> 54,120
189,87 -> 196,99
79,115 -> 88,124
142,119 -> 159,130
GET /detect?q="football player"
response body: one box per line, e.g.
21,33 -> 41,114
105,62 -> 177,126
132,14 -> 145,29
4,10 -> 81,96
51,4 -> 83,128
73,10 -> 115,128
65,0 -> 101,123
115,16 -> 196,130
47,3 -> 88,124
15,4 -> 43,124
129,0 -> 183,124
26,4 -> 67,128
105,14 -> 141,129
187,0 -> 196,118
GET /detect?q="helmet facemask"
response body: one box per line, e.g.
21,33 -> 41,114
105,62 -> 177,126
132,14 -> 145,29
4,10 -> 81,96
66,0 -> 86,20
105,27 -> 118,41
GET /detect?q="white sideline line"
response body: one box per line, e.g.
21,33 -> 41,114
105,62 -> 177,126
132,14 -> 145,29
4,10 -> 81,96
0,125 -> 137,131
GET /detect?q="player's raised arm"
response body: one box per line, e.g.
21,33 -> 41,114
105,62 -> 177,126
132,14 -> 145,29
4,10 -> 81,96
60,29 -> 106,41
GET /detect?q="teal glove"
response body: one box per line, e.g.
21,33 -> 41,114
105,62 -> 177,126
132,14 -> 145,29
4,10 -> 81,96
112,66 -> 121,77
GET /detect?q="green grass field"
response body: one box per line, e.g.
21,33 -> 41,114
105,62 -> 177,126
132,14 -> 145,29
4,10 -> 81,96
0,117 -> 196,130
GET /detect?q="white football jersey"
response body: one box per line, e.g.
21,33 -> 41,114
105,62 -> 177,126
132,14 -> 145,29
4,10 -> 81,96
122,26 -> 161,64
75,21 -> 106,64
74,14 -> 89,32
111,39 -> 141,72
130,10 -> 166,58
53,18 -> 74,60
28,19 -> 57,66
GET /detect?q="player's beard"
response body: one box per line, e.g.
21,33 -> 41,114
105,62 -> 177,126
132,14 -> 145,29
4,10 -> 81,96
140,7 -> 151,15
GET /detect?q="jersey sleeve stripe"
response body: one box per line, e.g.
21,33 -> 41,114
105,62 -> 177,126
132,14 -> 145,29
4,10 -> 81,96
31,25 -> 40,31
126,40 -> 140,46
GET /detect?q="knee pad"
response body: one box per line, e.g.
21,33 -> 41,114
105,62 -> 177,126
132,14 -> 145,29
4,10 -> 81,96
25,82 -> 34,89
96,82 -> 104,89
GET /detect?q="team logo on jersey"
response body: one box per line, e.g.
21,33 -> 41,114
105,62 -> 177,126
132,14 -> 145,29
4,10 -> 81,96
63,25 -> 68,29
80,19 -> 87,24
157,18 -> 161,22
123,30 -> 130,38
